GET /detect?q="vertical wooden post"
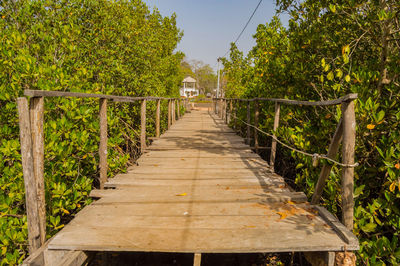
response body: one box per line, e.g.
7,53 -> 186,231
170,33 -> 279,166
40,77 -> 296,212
233,100 -> 238,131
270,102 -> 280,168
156,99 -> 161,138
254,100 -> 259,153
29,97 -> 46,245
141,99 -> 147,153
177,99 -> 180,120
229,100 -> 233,124
168,100 -> 171,129
99,98 -> 108,189
246,101 -> 251,145
194,253 -> 201,266
17,97 -> 42,253
225,99 -> 228,123
341,100 -> 356,230
172,99 -> 176,124
311,120 -> 343,204
214,98 -> 217,114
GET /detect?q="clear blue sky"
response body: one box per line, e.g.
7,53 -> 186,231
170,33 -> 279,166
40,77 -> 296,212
143,0 -> 288,70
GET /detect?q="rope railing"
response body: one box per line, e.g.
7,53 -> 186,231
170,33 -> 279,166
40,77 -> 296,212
231,113 -> 359,168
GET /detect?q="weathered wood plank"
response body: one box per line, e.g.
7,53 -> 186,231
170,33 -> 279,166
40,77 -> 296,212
311,120 -> 343,204
17,97 -> 42,253
99,98 -> 108,189
168,99 -> 171,129
341,100 -> 356,230
29,96 -> 46,245
141,99 -> 147,153
194,253 -> 201,266
269,102 -> 280,168
218,93 -> 358,106
156,99 -> 161,138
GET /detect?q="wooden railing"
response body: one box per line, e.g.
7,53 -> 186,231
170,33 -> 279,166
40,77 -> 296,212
212,94 -> 357,231
17,90 -> 188,253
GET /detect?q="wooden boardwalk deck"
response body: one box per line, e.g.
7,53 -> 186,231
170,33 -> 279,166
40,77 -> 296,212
48,109 -> 358,259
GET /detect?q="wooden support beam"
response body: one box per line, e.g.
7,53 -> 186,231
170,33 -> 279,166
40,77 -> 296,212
168,100 -> 171,129
29,97 -> 46,245
341,100 -> 356,230
270,102 -> 280,168
311,120 -> 343,204
254,100 -> 259,154
99,98 -> 108,189
141,99 -> 147,153
156,99 -> 161,138
193,253 -> 201,266
304,251 -> 335,266
17,97 -> 42,253
229,100 -> 233,124
177,100 -> 181,120
172,99 -> 176,123
225,99 -> 228,122
246,101 -> 251,145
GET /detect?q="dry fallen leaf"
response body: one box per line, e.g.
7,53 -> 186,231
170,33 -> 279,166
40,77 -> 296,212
277,212 -> 287,220
176,192 -> 187,196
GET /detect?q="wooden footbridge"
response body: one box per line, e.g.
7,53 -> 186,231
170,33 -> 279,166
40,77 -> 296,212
19,90 -> 359,265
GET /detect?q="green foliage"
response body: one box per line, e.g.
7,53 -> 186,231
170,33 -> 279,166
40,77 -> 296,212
223,0 -> 400,264
0,0 -> 183,264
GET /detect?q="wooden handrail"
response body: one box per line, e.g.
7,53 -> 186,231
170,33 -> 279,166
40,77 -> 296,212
24,90 -> 180,101
214,93 -> 358,106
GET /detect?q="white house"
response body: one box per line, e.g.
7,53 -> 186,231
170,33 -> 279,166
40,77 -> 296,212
180,76 -> 199,98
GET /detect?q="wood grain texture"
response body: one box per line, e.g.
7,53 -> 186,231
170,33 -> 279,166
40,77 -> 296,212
99,98 -> 108,189
17,97 -> 41,253
29,97 -> 46,245
168,100 -> 171,129
341,101 -> 356,230
311,120 -> 343,204
48,109 -> 358,255
156,99 -> 161,138
215,93 -> 358,106
141,99 -> 147,153
269,102 -> 280,168
254,100 -> 259,153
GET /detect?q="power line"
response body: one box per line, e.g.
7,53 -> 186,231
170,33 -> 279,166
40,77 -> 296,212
222,0 -> 263,58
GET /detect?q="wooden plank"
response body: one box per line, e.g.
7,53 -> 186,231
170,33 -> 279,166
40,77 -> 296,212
341,100 -> 356,230
24,89 -> 170,101
17,97 -> 42,253
88,188 -> 307,203
141,99 -> 146,152
104,178 -> 285,189
99,98 -> 108,189
21,237 -> 92,266
156,99 -> 161,138
194,253 -> 201,266
311,120 -> 343,204
270,102 -> 280,168
29,96 -> 46,245
219,93 -> 358,106
314,206 -> 359,248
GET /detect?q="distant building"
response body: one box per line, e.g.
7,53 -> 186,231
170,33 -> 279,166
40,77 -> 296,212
180,76 -> 199,98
